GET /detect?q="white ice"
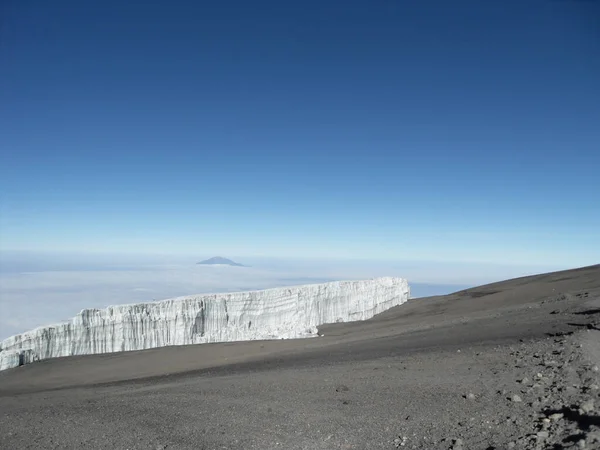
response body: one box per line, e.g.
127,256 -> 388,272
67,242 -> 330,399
0,277 -> 409,371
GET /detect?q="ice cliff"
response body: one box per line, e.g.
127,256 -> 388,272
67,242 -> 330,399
0,277 -> 409,371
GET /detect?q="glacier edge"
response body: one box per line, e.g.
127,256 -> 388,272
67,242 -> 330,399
0,277 -> 410,371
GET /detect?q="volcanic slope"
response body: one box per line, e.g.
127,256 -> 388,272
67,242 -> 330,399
0,265 -> 599,450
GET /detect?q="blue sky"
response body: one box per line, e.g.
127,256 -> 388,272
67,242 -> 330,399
1,0 -> 599,267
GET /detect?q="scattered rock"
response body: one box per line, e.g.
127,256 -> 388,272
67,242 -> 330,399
510,394 -> 522,403
464,393 -> 476,400
549,412 -> 564,421
335,385 -> 349,392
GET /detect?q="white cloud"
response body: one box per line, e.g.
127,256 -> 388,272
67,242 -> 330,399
0,252 -> 568,340
0,264 -> 332,339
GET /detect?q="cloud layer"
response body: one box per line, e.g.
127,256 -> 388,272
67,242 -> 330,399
0,252 -> 565,340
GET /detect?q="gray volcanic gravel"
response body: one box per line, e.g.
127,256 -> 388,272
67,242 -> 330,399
0,265 -> 599,450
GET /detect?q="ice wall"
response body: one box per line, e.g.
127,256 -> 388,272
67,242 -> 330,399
0,277 -> 409,371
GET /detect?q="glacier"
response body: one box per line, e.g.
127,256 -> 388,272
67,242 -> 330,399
0,277 -> 409,371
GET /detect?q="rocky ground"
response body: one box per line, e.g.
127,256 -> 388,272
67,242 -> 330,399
0,265 -> 599,450
391,329 -> 600,450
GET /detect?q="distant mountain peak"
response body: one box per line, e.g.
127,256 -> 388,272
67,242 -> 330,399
196,257 -> 244,267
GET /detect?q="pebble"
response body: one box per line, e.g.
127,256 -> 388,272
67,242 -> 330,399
393,436 -> 407,447
519,377 -> 529,384
510,394 -> 522,403
566,386 -> 578,394
451,438 -> 463,450
465,393 -> 476,400
580,399 -> 595,414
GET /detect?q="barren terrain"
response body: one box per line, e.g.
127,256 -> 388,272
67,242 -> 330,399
1,265 -> 599,449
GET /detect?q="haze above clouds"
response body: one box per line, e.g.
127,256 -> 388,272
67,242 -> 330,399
0,251 -> 569,340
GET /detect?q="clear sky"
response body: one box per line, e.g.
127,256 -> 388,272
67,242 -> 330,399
1,0 -> 599,267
